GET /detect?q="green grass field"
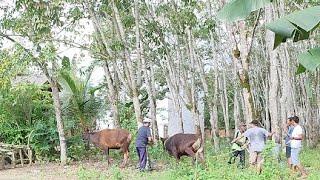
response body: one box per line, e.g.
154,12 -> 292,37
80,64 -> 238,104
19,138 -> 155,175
77,141 -> 320,180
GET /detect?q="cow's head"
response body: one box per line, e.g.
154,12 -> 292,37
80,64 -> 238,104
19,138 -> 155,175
196,147 -> 205,163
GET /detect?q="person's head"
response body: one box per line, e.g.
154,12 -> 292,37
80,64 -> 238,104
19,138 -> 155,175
142,119 -> 151,127
249,120 -> 260,127
287,117 -> 294,126
238,122 -> 247,132
292,116 -> 299,125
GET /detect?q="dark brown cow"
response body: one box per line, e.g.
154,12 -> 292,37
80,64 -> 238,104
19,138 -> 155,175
164,133 -> 203,162
83,128 -> 132,168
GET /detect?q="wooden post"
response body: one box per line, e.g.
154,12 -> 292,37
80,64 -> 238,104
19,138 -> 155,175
19,149 -> 24,166
0,152 -> 4,170
12,152 -> 16,168
28,148 -> 32,166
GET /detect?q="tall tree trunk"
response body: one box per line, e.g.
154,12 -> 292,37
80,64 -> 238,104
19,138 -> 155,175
233,60 -> 241,128
210,103 -> 220,151
148,66 -> 159,139
103,62 -> 120,128
42,64 -> 67,165
266,4 -> 280,138
186,27 -> 202,138
233,91 -> 240,127
86,0 -> 120,128
221,69 -> 230,138
111,0 -> 143,127
51,80 -> 67,165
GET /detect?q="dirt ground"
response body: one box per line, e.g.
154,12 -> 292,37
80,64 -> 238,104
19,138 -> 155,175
0,159 -> 167,180
0,161 -> 111,180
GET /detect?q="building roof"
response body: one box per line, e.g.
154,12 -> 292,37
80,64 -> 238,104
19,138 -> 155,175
12,74 -> 48,86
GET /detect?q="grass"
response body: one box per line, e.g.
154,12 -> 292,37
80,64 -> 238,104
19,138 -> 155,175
76,141 -> 320,180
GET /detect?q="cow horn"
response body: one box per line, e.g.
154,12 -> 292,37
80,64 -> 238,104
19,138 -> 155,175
192,138 -> 201,151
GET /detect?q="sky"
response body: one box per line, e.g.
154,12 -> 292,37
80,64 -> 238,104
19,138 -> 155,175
0,1 -> 105,86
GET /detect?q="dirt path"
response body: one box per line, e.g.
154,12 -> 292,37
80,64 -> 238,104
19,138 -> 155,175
0,161 -> 112,180
0,164 -> 77,180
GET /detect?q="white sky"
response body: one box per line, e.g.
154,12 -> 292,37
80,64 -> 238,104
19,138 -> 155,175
0,1 -> 104,86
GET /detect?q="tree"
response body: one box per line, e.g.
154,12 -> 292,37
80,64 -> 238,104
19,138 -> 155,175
0,1 -> 71,165
59,65 -> 102,131
217,0 -> 273,123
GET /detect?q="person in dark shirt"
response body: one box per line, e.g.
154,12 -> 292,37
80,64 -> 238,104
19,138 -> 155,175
136,119 -> 153,171
284,117 -> 294,167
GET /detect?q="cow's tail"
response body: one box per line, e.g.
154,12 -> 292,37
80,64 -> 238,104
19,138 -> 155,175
127,133 -> 132,143
123,133 -> 132,153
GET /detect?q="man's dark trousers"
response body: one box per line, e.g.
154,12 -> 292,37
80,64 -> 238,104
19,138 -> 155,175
136,147 -> 147,170
228,150 -> 245,168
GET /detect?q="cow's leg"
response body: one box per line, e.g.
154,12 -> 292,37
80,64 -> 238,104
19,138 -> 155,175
104,148 -> 111,165
120,149 -> 129,168
185,148 -> 196,157
172,151 -> 180,163
185,148 -> 197,164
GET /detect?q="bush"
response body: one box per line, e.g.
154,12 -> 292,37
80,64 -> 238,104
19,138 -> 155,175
0,84 -> 60,161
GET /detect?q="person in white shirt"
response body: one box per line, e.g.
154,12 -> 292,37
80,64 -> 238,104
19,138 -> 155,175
290,116 -> 307,177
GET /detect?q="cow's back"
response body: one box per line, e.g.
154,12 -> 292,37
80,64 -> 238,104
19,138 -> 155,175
97,129 -> 131,149
165,133 -> 197,154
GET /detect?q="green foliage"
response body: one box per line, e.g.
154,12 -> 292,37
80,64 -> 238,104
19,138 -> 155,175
119,102 -> 137,133
297,47 -> 320,73
155,1 -> 199,36
3,0 -> 64,43
217,0 -> 272,22
67,135 -> 88,161
0,49 -> 29,89
74,139 -> 320,179
266,6 -> 320,73
300,146 -> 320,179
0,84 -> 59,161
60,69 -> 102,130
267,6 -> 320,49
260,141 -> 292,179
77,165 -> 108,180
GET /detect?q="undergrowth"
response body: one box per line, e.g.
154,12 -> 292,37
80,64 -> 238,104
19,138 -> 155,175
77,140 -> 320,180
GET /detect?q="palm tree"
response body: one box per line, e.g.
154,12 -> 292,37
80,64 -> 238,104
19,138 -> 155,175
59,68 -> 102,131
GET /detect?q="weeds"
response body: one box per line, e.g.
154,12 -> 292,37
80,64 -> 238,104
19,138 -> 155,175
76,140 -> 320,180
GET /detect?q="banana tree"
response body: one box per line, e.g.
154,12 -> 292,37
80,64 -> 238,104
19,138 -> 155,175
266,6 -> 320,73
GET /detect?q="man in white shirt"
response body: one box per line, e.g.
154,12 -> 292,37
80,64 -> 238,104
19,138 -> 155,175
290,116 -> 307,177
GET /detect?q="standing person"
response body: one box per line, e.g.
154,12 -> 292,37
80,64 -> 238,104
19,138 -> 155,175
232,120 -> 273,173
228,123 -> 248,168
136,119 -> 153,171
290,116 -> 307,177
284,117 -> 294,167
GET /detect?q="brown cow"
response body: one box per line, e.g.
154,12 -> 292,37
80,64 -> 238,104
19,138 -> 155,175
164,133 -> 204,163
83,128 -> 132,168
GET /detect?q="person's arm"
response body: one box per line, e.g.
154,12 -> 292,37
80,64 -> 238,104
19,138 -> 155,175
231,133 -> 244,143
147,128 -> 153,144
291,126 -> 303,140
263,128 -> 274,137
268,131 -> 275,137
241,141 -> 250,149
291,135 -> 303,140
